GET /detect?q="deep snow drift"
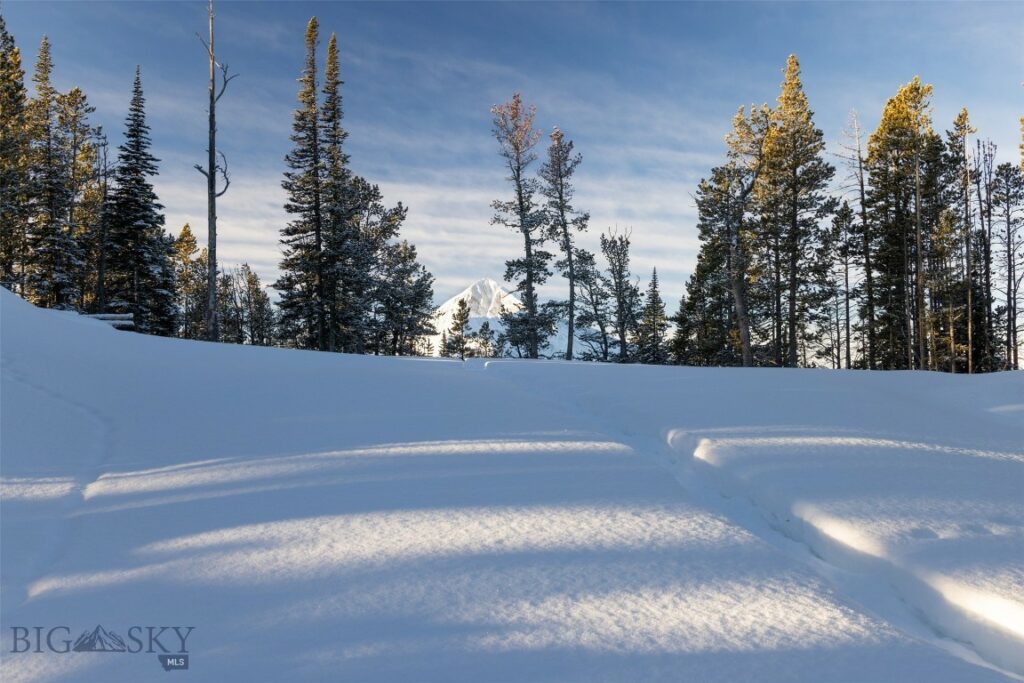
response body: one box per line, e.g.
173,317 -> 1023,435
1,289 -> 1022,682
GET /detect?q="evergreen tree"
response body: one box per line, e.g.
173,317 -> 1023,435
719,105 -> 772,365
471,320 -> 497,358
173,224 -> 208,339
491,93 -> 553,358
90,131 -> 115,313
929,209 -> 964,372
58,87 -> 100,311
992,163 -> 1023,368
758,55 -> 836,366
941,108 -> 982,373
211,264 -> 272,346
275,17 -> 326,350
866,77 -> 934,369
0,13 -> 29,293
320,32 -> 368,353
338,176 -> 393,354
440,331 -> 450,358
237,263 -> 274,346
25,36 -> 84,309
601,229 -> 642,362
636,268 -> 669,364
447,297 -> 471,360
106,68 -> 176,334
574,248 -> 612,361
677,209 -> 739,366
370,240 -> 435,355
540,126 -> 589,360
218,267 -> 245,343
668,295 -> 690,364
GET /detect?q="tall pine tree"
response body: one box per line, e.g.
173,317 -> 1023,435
25,37 -> 84,309
601,229 -> 642,362
0,13 -> 29,294
759,55 -> 836,366
491,93 -> 552,359
574,248 -> 612,361
106,67 -> 176,334
276,17 -> 326,350
540,126 -> 589,360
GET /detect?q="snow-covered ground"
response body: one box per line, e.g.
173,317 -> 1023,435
2,289 -> 1022,682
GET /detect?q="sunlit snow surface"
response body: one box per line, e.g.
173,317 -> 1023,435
1,290 -> 1021,682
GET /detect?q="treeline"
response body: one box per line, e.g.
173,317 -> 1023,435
678,57 -> 1023,371
0,20 -> 180,334
485,58 -> 1024,371
0,12 -> 436,354
4,7 -> 1021,371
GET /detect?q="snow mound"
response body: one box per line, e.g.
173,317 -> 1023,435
686,432 -> 1024,674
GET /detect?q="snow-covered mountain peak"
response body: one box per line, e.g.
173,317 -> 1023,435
427,278 -> 523,355
438,278 -> 522,319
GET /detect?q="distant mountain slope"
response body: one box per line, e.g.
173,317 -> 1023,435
429,278 -> 522,355
429,278 -> 574,358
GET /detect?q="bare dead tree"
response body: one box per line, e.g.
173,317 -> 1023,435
963,127 -> 973,374
194,0 -> 237,342
93,129 -> 113,313
836,111 -> 875,369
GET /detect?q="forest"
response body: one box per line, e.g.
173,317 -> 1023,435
2,8 -> 1021,370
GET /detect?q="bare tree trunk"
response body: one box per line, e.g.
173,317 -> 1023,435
772,233 -> 782,366
196,0 -> 234,343
851,117 -> 876,369
1008,205 -> 1018,369
843,249 -> 851,369
516,167 -> 538,359
204,0 -> 219,342
901,189 -> 913,369
949,294 -> 956,374
974,142 -> 995,369
730,252 -> 753,367
914,153 -> 926,369
95,139 -> 110,312
964,131 -> 973,374
787,184 -> 799,367
566,244 -> 575,361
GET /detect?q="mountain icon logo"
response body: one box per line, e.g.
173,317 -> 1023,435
72,625 -> 127,652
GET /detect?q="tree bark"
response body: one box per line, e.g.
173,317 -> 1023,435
964,132 -> 973,374
854,134 -> 875,369
204,0 -> 220,342
914,153 -> 926,369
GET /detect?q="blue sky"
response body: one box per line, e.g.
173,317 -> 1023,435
6,1 -> 1023,303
